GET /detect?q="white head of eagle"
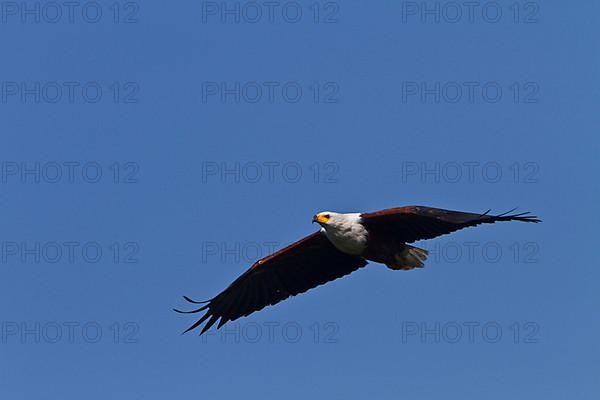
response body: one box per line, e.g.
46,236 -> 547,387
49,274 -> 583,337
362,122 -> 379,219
313,211 -> 368,255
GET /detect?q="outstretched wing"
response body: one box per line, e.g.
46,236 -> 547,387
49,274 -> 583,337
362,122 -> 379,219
360,206 -> 540,244
175,231 -> 368,335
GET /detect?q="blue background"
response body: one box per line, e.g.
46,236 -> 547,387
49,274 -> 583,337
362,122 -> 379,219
1,1 -> 598,399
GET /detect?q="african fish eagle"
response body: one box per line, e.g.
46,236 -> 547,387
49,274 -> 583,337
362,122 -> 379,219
175,205 -> 540,335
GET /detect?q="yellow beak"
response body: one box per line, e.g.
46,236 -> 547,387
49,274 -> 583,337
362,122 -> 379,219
313,214 -> 328,224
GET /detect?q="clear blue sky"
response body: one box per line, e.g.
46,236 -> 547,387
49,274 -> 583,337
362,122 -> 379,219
1,1 -> 598,399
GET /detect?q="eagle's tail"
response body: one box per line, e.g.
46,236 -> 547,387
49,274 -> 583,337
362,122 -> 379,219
386,244 -> 428,271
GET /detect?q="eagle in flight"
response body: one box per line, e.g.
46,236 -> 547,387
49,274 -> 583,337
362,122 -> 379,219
175,205 -> 540,335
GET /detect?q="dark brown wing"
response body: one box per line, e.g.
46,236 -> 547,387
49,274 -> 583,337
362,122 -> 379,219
175,231 -> 368,335
360,206 -> 540,244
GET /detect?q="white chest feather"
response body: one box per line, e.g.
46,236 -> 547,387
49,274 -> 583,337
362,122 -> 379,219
321,213 -> 368,255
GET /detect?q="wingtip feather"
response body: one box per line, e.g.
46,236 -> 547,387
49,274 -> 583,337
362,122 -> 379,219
182,312 -> 212,335
495,209 -> 541,223
183,295 -> 210,304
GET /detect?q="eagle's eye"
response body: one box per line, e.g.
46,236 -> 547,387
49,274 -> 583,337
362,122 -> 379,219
323,214 -> 330,220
